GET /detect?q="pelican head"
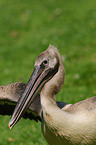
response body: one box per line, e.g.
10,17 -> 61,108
8,45 -> 65,129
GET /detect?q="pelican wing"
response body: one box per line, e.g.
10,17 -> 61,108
0,82 -> 41,122
0,82 -> 69,121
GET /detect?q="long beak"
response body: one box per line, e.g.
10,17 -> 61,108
8,66 -> 51,129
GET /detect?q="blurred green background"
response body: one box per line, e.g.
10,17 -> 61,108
0,0 -> 96,144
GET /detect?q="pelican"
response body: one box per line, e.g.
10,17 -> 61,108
8,45 -> 96,145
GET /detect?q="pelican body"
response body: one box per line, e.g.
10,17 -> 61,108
8,45 -> 96,145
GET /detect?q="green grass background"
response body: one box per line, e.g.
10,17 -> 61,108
0,0 -> 96,144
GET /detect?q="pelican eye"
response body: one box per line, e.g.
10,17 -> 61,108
43,60 -> 48,65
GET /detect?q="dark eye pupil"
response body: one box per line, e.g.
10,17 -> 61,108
43,60 -> 48,65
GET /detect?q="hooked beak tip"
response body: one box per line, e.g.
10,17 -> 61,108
8,120 -> 13,130
8,123 -> 11,130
